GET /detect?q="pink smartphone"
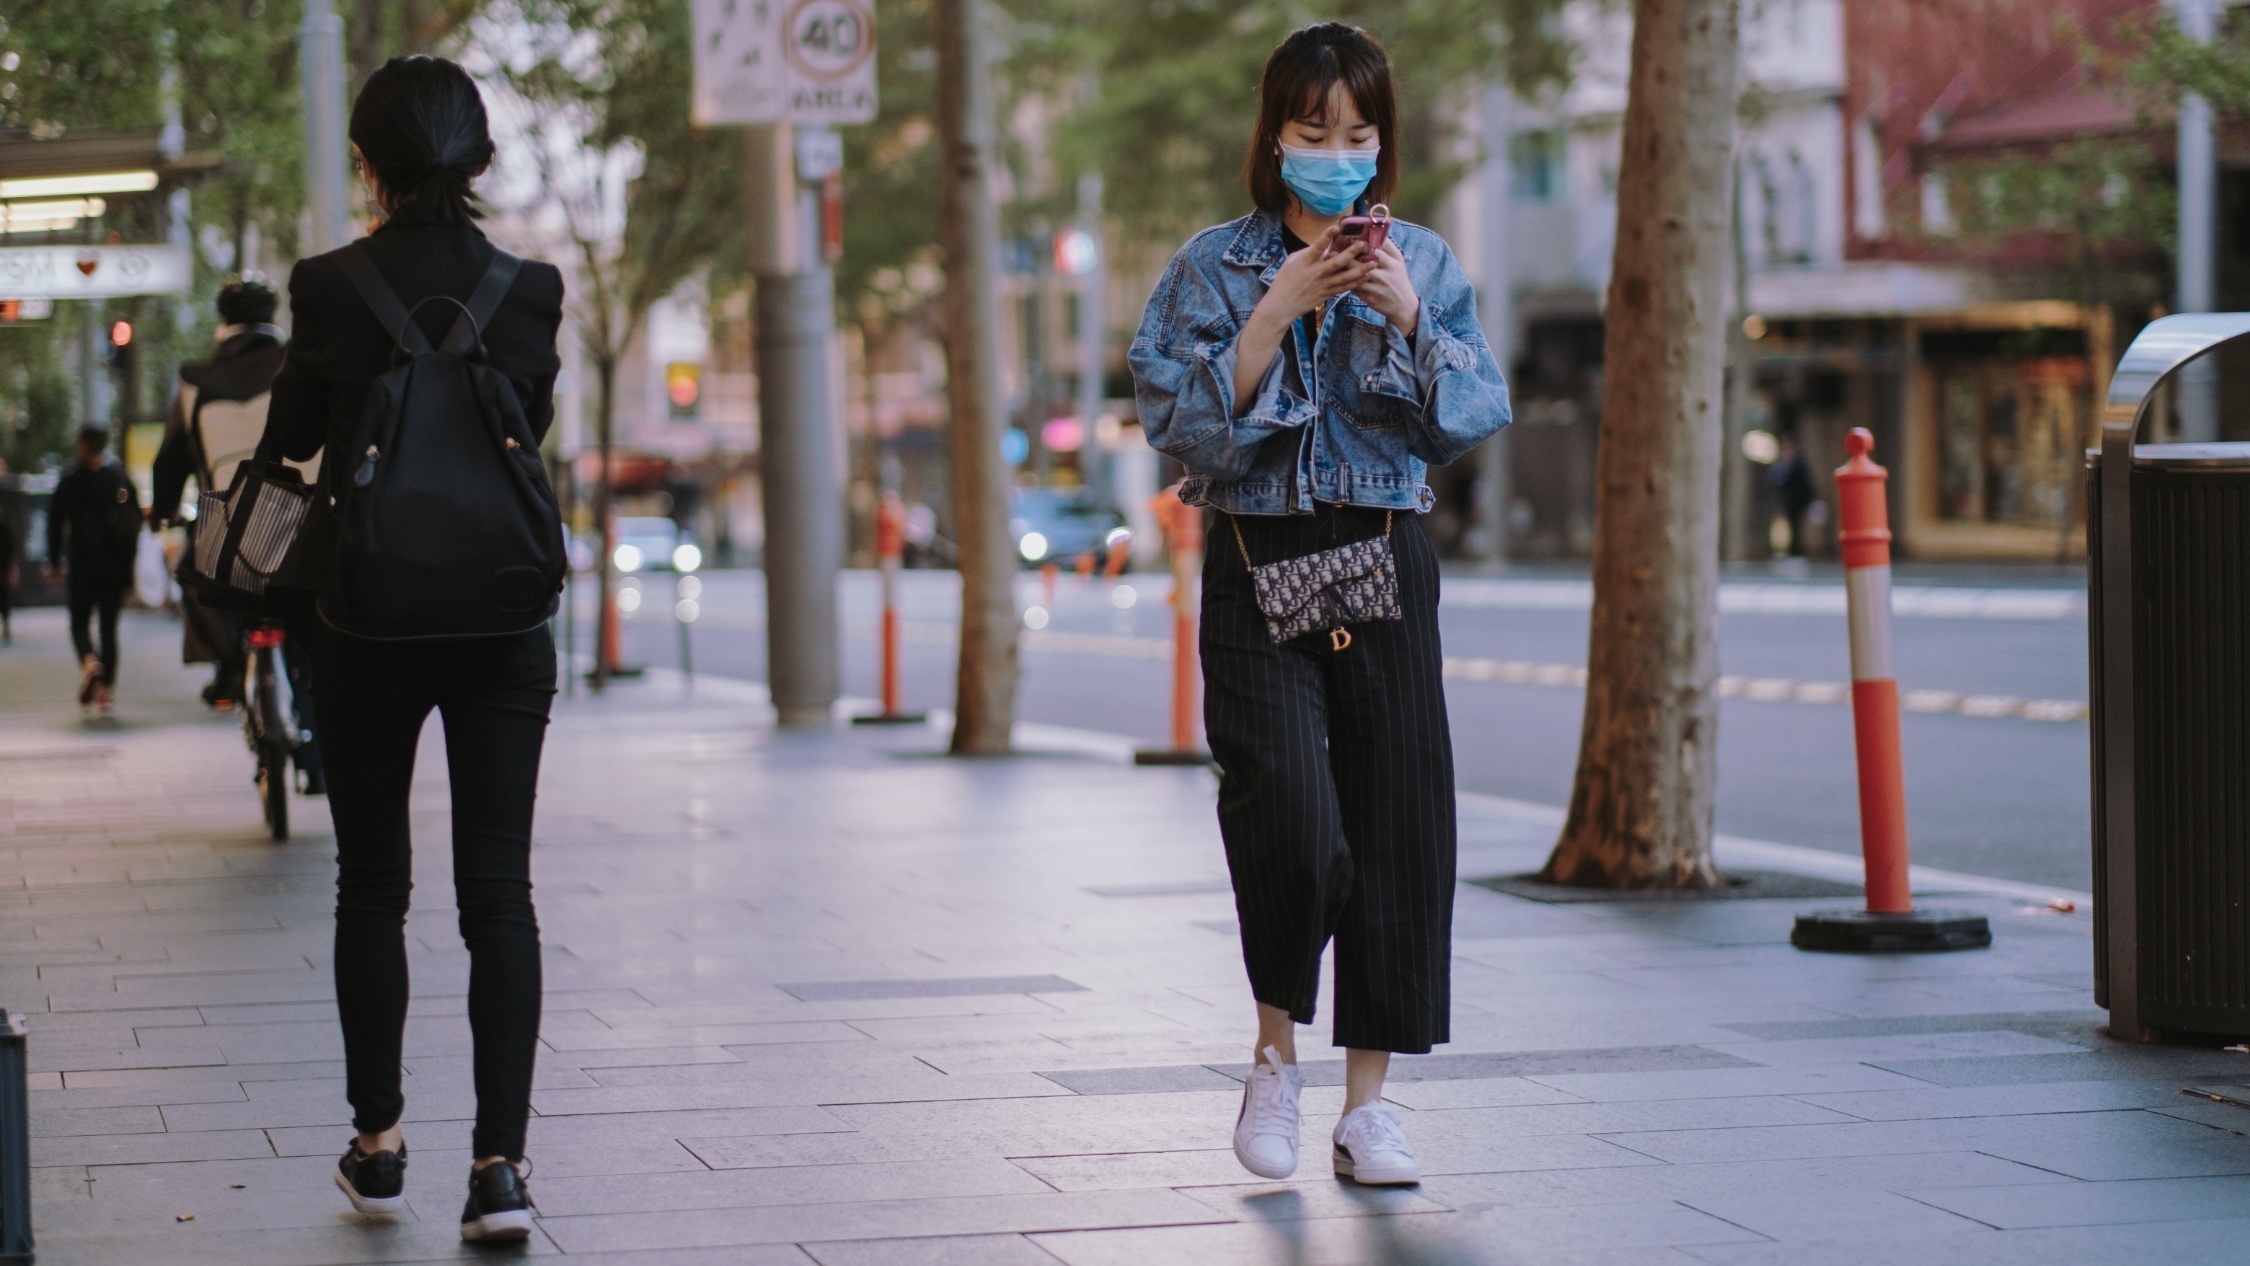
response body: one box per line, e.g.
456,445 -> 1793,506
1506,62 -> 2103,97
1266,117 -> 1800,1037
1334,204 -> 1391,257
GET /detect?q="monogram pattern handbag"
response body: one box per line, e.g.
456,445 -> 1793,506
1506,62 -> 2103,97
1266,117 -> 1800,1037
1232,512 -> 1403,648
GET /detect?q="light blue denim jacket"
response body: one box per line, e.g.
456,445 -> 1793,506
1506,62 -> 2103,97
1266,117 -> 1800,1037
1129,210 -> 1510,515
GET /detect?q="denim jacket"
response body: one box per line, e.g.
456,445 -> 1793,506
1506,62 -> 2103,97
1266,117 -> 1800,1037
1129,210 -> 1510,516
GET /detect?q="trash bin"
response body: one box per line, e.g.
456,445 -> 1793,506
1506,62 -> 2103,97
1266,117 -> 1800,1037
2090,312 -> 2250,1042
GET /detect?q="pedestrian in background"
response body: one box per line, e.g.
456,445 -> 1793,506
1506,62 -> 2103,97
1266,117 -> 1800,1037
1130,23 -> 1509,1188
45,426 -> 141,714
1768,432 -> 1818,558
152,279 -> 290,711
257,55 -> 564,1242
0,496 -> 16,646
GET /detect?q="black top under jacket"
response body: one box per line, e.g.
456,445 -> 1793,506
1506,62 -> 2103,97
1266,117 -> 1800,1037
259,201 -> 566,501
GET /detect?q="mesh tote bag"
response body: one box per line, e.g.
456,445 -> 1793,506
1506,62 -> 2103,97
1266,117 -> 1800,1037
182,461 -> 324,614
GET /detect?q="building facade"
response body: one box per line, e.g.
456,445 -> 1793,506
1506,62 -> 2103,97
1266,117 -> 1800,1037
1468,0 -> 2180,562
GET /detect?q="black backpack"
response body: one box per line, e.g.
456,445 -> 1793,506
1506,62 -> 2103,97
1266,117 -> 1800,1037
322,244 -> 565,640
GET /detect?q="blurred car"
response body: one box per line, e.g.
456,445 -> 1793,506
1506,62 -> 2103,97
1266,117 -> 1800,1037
1009,489 -> 1125,568
611,516 -> 698,573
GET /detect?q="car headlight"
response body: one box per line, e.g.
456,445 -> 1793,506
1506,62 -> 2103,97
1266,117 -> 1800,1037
1018,531 -> 1049,561
672,543 -> 703,573
613,543 -> 644,573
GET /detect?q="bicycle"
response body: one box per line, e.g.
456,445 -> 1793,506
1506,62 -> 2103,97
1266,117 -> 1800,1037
241,623 -> 293,841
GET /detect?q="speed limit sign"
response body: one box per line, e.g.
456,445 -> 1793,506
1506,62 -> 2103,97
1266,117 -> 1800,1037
693,0 -> 876,126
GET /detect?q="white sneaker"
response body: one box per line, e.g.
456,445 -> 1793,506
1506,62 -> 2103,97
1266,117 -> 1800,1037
1232,1045 -> 1302,1179
1333,1101 -> 1420,1185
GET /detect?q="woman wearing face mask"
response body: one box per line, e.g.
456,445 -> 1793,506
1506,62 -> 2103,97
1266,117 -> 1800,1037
1129,23 -> 1509,1186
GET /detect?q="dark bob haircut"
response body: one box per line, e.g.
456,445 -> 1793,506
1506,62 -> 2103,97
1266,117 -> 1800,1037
349,55 -> 494,223
216,279 -> 277,326
1243,23 -> 1398,216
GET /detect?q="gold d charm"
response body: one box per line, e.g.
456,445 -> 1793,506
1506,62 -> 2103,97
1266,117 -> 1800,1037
1330,627 -> 1353,652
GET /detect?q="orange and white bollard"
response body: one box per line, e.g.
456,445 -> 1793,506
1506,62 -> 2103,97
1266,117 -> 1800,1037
1792,429 -> 1989,952
1838,428 -> 1910,914
852,492 -> 927,726
1134,485 -> 1209,765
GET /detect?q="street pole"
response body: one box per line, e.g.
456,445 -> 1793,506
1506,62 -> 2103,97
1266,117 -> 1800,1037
1076,171 -> 1107,507
2174,0 -> 2219,442
1474,86 -> 1514,567
1722,153 -> 1756,562
299,0 -> 354,254
934,0 -> 1020,754
747,124 -> 844,728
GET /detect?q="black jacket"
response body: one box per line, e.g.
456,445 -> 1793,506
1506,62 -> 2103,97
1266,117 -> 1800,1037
151,325 -> 289,523
259,204 -> 565,499
47,462 -> 140,575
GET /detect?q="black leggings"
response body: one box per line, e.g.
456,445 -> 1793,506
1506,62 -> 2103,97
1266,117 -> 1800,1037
67,572 -> 125,685
311,626 -> 556,1160
1201,504 -> 1456,1054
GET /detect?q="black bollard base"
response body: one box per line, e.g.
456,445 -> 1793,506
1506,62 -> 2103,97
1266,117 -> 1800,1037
851,712 -> 929,726
1133,749 -> 1212,767
1792,908 -> 1992,953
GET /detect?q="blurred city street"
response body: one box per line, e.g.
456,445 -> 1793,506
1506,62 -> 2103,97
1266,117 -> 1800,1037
619,565 -> 2096,891
5,607 -> 2248,1263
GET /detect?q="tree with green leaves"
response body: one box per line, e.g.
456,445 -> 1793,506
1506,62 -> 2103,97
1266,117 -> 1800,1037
489,0 -> 744,687
1938,138 -> 2173,306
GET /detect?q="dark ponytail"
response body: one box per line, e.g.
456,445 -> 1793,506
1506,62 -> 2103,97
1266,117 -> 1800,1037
349,55 -> 494,223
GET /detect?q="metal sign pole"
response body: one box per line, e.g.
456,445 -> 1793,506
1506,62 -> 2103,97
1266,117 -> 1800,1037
694,0 -> 874,729
299,0 -> 353,253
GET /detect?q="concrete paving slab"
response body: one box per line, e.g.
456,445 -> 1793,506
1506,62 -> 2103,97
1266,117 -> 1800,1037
0,611 -> 2238,1262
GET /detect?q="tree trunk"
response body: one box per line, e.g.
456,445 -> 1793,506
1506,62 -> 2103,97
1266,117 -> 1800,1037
933,0 -> 1018,755
590,353 -> 617,692
1542,0 -> 1739,889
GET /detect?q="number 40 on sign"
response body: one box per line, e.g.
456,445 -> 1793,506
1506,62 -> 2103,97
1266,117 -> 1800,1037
692,0 -> 877,127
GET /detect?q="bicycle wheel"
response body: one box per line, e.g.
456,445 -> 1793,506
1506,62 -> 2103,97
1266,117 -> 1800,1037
254,649 -> 290,841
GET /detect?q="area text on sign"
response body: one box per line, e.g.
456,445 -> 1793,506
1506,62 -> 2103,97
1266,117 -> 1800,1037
692,0 -> 877,126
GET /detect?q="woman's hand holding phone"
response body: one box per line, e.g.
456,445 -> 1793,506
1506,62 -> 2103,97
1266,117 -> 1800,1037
1262,224 -> 1376,323
1351,239 -> 1419,338
1231,225 -> 1375,416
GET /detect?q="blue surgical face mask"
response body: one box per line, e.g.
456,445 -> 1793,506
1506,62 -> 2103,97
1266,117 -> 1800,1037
1279,143 -> 1379,217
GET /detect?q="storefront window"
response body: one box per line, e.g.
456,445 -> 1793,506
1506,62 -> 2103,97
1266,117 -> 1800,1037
1932,353 -> 2086,530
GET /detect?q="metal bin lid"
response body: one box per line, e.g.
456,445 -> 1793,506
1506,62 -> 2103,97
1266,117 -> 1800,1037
2084,442 -> 2250,468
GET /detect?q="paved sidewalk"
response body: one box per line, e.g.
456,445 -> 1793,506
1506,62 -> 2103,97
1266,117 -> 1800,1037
2,607 -> 2248,1264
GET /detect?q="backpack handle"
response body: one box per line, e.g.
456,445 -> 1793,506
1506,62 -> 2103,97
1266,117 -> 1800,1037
402,294 -> 485,362
336,243 -> 523,360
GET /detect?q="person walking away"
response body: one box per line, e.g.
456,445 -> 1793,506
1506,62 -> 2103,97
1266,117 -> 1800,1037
1767,432 -> 1817,558
152,279 -> 289,711
0,497 -> 16,646
46,427 -> 143,714
1129,24 -> 1509,1187
257,56 -> 565,1242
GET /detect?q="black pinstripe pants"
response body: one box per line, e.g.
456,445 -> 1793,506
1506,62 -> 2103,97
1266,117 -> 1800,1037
1202,503 -> 1455,1054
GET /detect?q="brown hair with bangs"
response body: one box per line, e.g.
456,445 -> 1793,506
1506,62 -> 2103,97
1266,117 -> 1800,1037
1244,23 -> 1398,216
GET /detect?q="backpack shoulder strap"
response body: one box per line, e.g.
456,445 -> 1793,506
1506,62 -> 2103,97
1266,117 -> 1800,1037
440,249 -> 523,354
334,243 -> 431,355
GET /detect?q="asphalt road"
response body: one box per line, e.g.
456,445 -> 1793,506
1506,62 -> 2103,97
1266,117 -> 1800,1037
601,564 -> 2093,893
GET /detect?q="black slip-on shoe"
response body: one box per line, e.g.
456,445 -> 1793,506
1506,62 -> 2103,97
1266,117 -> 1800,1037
460,1160 -> 535,1242
334,1139 -> 408,1215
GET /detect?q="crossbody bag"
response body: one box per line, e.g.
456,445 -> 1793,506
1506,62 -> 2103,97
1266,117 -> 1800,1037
1230,511 -> 1404,650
